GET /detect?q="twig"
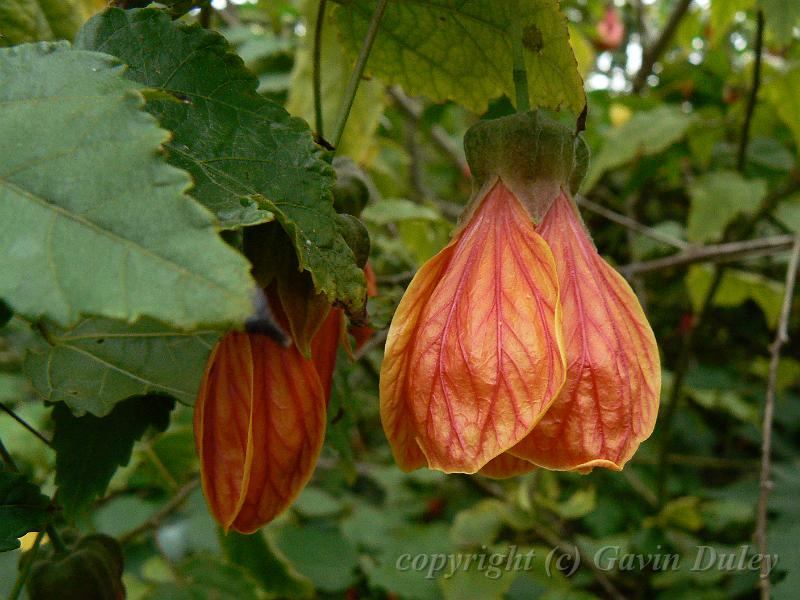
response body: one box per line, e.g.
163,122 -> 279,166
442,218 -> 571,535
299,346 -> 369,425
331,0 -> 389,150
0,404 -> 52,447
577,196 -> 689,250
632,0 -> 692,92
118,478 -> 200,545
619,235 -> 796,277
755,236 -> 800,600
354,327 -> 388,361
736,10 -> 765,172
313,0 -> 328,137
388,87 -> 469,174
654,13 -> 772,503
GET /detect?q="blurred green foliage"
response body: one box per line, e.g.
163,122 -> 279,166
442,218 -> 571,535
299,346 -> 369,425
1,0 -> 799,599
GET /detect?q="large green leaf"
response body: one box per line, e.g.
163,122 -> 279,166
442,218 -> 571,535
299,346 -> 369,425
0,471 -> 51,552
25,318 -> 217,417
76,9 -> 366,313
52,395 -> 174,518
687,171 -> 765,242
582,105 -> 693,191
0,0 -> 101,46
0,43 -> 256,329
333,0 -> 584,114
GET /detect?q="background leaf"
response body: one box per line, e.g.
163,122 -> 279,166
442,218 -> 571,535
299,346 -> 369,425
687,171 -> 765,242
333,0 -> 585,114
52,395 -> 174,518
0,471 -> 50,552
25,317 -> 217,417
76,8 -> 366,313
0,42 -> 256,329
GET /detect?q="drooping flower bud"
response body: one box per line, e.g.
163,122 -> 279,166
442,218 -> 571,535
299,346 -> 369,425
194,297 -> 330,533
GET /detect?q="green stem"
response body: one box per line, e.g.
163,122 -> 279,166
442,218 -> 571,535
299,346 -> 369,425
0,436 -> 17,471
330,0 -> 389,150
8,530 -> 45,600
313,0 -> 328,138
511,22 -> 530,112
46,525 -> 68,556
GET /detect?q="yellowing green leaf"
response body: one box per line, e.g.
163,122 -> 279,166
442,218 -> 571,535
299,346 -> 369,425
287,0 -> 385,162
709,0 -> 753,46
0,0 -> 103,46
333,0 -> 585,114
687,171 -> 766,242
765,64 -> 800,155
0,43 -> 256,329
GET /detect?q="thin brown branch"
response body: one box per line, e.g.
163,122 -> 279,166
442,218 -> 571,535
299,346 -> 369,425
632,0 -> 692,92
118,478 -> 200,545
619,235 -> 796,277
578,196 -> 689,250
737,10 -> 765,172
755,235 -> 800,600
0,404 -> 52,447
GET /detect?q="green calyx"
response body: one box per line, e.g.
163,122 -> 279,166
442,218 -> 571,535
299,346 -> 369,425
464,111 -> 589,221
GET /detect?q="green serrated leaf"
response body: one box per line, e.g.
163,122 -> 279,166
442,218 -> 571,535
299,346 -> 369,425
76,9 -> 366,314
0,471 -> 51,552
0,42 -> 256,330
25,318 -> 217,417
52,395 -> 174,518
582,105 -> 693,191
220,530 -> 315,599
687,171 -> 765,242
333,0 -> 584,114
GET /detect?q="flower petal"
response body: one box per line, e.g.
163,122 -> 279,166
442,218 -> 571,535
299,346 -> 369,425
511,193 -> 660,471
195,331 -> 327,533
311,308 -> 343,403
479,452 -> 537,478
380,181 -> 565,473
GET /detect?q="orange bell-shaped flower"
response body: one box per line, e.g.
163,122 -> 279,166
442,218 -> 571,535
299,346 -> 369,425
380,178 -> 566,474
510,192 -> 660,472
381,111 -> 659,476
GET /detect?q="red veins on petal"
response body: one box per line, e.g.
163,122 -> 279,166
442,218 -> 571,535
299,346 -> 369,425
194,331 -> 326,533
380,181 -> 566,473
511,193 -> 660,472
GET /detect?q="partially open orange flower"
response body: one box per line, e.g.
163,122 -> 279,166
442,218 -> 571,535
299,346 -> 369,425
380,112 -> 660,476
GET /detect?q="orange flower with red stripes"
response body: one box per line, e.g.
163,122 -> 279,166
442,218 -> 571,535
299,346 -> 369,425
380,112 -> 660,477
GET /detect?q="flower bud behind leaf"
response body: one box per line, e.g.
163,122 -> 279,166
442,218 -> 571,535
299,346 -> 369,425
194,331 -> 326,533
335,213 -> 371,269
27,534 -> 125,600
